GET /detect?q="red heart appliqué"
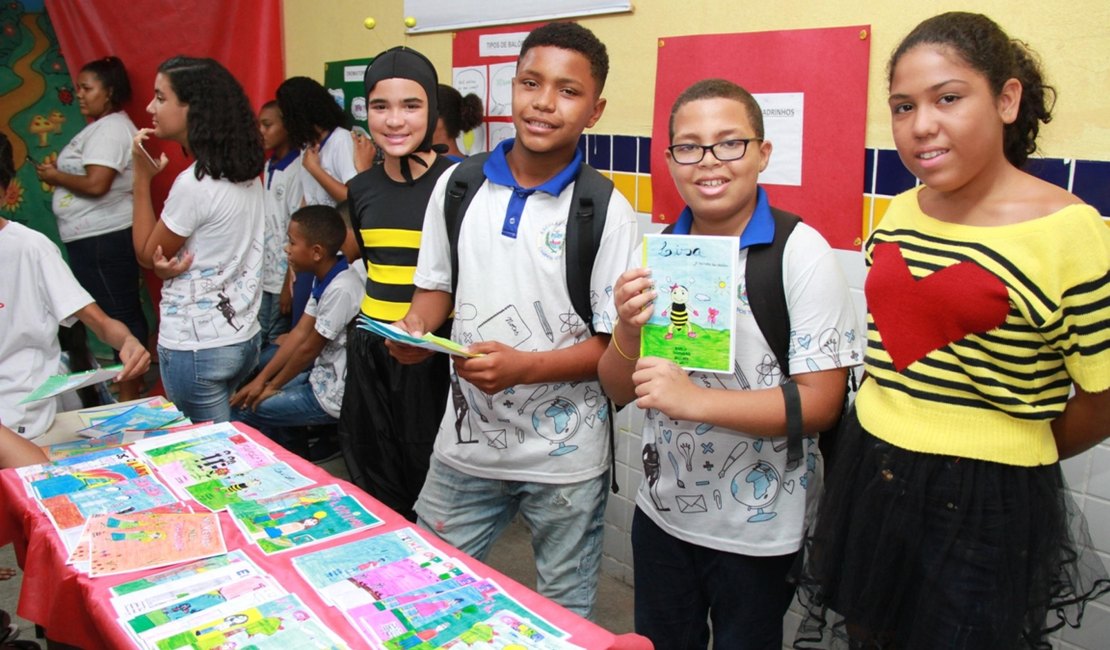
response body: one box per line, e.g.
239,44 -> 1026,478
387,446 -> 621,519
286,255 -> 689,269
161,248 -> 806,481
867,242 -> 1010,371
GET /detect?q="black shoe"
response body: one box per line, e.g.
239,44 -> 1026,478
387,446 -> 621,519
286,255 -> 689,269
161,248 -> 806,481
308,436 -> 341,464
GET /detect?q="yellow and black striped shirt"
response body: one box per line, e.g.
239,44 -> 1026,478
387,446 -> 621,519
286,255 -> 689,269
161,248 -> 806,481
859,187 -> 1110,466
347,157 -> 455,322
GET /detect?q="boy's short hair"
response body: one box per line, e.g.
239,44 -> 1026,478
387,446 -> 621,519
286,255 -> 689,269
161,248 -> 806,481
332,200 -> 352,230
519,22 -> 609,94
669,78 -> 764,142
0,133 -> 13,192
291,205 -> 347,257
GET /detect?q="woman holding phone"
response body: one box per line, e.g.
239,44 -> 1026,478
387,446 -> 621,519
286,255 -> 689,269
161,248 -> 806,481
35,56 -> 148,401
131,56 -> 265,422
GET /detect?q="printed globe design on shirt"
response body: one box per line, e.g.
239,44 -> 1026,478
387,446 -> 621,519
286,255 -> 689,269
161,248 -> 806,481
530,396 -> 581,456
731,460 -> 780,522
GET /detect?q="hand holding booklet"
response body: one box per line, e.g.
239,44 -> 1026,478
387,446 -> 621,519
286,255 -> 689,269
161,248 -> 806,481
20,365 -> 124,404
356,315 -> 480,357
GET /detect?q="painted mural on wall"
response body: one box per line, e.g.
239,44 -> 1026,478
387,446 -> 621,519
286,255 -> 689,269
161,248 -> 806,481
1,0 -> 84,246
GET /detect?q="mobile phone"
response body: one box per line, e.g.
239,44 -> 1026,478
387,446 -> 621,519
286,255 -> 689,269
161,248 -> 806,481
25,154 -> 38,166
136,140 -> 159,167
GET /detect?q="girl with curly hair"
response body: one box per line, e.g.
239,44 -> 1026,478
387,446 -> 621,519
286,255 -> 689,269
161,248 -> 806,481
275,76 -> 358,207
131,56 -> 265,422
795,12 -> 1110,649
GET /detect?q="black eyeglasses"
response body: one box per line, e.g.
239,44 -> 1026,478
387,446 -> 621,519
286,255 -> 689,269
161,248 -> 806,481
667,138 -> 761,165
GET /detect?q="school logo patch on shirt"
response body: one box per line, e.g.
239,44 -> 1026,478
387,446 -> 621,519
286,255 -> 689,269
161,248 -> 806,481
539,221 -> 566,260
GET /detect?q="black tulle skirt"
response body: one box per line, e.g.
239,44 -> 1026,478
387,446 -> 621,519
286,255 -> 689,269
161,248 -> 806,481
794,407 -> 1110,649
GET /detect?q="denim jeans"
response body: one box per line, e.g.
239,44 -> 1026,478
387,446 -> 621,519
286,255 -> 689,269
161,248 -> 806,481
257,291 -> 290,346
415,456 -> 608,619
632,507 -> 798,650
231,371 -> 335,453
158,333 -> 260,423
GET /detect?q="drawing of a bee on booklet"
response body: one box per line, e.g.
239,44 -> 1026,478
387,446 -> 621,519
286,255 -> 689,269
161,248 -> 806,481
641,234 -> 738,373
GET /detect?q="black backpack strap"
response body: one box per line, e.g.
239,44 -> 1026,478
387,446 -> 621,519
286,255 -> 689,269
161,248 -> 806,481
563,164 -> 616,491
564,164 -> 613,336
746,208 -> 803,465
444,153 -> 492,297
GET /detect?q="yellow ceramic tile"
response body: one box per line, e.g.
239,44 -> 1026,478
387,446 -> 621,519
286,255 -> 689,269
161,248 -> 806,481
612,172 -> 637,209
636,175 -> 653,214
862,195 -> 892,239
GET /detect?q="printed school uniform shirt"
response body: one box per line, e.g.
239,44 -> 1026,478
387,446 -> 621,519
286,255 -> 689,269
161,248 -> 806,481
300,127 -> 357,208
0,222 -> 94,438
623,190 -> 862,557
261,149 -> 304,294
52,111 -> 137,242
157,163 -> 264,350
304,259 -> 364,417
414,139 -> 638,483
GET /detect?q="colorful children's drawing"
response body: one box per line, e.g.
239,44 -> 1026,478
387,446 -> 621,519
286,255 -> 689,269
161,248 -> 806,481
29,459 -> 151,499
124,575 -> 285,635
146,594 -> 345,650
85,512 -> 227,577
228,486 -> 382,554
641,234 -> 738,373
291,527 -> 433,597
42,474 -> 179,530
110,550 -> 258,599
185,462 -> 313,511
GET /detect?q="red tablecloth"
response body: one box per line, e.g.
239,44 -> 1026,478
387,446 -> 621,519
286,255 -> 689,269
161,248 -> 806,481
0,423 -> 651,649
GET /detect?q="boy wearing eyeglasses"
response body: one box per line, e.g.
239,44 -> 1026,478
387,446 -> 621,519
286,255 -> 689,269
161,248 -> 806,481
598,79 -> 861,649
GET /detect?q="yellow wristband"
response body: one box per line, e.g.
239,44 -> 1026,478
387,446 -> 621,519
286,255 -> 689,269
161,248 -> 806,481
611,329 -> 639,361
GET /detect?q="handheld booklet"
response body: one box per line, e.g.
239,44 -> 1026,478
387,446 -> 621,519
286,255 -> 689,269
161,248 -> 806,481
19,365 -> 123,404
356,315 -> 480,358
641,234 -> 738,373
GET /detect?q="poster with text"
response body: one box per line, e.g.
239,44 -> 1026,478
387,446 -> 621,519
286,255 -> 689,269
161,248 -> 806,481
451,21 -> 548,154
652,26 -> 871,250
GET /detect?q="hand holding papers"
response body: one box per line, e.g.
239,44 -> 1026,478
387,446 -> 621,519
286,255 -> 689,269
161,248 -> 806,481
357,315 -> 480,358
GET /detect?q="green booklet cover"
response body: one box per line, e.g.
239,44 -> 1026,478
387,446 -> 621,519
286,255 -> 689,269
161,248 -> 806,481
641,234 -> 738,373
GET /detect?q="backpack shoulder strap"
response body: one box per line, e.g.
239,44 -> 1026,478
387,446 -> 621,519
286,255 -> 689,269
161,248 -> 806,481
564,164 -> 614,335
444,152 -> 492,297
746,207 -> 803,464
746,207 -> 802,376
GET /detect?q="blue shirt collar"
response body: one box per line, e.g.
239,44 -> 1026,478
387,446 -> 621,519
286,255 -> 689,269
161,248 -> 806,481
266,148 -> 301,189
483,139 -> 584,239
311,256 -> 349,301
483,138 -> 583,195
670,186 -> 775,249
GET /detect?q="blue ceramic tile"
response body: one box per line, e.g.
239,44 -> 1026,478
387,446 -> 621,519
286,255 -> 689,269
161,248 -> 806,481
638,136 -> 652,174
863,148 -> 876,194
612,135 -> 638,173
587,134 -> 611,170
1024,158 -> 1069,189
1073,159 -> 1110,216
874,149 -> 918,196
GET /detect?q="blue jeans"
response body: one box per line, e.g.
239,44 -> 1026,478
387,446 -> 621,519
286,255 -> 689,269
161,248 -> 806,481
158,333 -> 260,423
257,291 -> 290,345
632,507 -> 798,650
415,456 -> 608,619
231,372 -> 335,453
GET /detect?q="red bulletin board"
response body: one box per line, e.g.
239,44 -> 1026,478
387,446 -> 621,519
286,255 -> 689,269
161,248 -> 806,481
652,26 -> 871,250
451,20 -> 547,152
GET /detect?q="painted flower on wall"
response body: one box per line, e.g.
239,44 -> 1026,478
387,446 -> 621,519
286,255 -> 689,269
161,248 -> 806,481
2,177 -> 24,213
